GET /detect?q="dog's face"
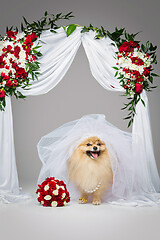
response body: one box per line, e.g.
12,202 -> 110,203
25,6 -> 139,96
77,136 -> 106,160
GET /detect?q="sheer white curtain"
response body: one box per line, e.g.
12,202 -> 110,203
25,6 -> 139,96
0,27 -> 159,204
0,28 -> 82,203
21,27 -> 82,96
81,31 -> 160,200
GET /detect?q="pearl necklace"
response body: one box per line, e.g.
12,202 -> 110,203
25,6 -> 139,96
84,182 -> 101,194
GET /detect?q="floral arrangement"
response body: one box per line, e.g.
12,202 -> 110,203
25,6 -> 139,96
0,30 -> 40,110
0,12 -> 74,111
107,28 -> 159,127
36,177 -> 70,207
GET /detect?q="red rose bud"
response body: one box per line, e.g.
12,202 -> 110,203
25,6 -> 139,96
25,35 -> 32,44
124,85 -> 128,89
7,45 -> 12,51
0,89 -> 5,98
0,56 -> 6,68
135,83 -> 143,94
7,31 -> 17,38
14,46 -> 21,58
143,68 -> 150,77
30,32 -> 37,41
13,80 -> 18,87
129,41 -> 138,48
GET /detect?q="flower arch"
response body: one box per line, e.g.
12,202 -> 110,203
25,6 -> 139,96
0,13 -> 159,203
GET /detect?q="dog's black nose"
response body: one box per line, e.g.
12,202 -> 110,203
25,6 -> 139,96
93,146 -> 98,151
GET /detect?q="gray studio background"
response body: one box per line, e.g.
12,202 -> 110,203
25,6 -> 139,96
0,0 -> 160,189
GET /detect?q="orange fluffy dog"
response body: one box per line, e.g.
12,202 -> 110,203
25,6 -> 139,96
68,136 -> 113,205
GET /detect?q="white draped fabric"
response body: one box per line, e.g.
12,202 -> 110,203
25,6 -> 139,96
0,27 -> 159,205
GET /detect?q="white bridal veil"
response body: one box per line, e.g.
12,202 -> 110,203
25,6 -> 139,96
37,114 -> 160,206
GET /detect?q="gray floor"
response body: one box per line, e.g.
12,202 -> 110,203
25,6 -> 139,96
0,185 -> 160,240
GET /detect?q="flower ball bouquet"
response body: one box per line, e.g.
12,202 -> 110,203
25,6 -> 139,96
36,177 -> 70,207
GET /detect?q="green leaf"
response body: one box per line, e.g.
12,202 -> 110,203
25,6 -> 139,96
113,67 -> 119,70
141,99 -> 145,106
149,76 -> 153,83
50,29 -> 57,33
115,71 -> 118,77
141,44 -> 145,52
66,24 -> 77,37
151,73 -> 159,77
81,26 -> 89,33
23,16 -> 29,25
124,116 -> 131,120
128,119 -> 133,128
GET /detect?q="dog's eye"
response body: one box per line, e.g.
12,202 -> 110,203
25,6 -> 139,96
97,143 -> 101,146
87,143 -> 91,146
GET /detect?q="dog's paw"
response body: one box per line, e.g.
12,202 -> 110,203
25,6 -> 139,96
92,199 -> 101,205
79,198 -> 88,204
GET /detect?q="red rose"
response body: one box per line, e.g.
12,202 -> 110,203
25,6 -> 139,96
30,32 -> 37,41
0,89 -> 5,98
131,57 -> 144,66
25,35 -> 32,44
14,46 -> 21,58
143,68 -> 150,77
7,31 -> 17,38
119,42 -> 130,53
135,83 -> 143,94
129,41 -> 138,48
22,44 -> 31,54
119,41 -> 138,54
13,80 -> 17,87
0,56 -> 6,68
6,80 -> 12,88
7,45 -> 12,51
131,70 -> 141,78
16,67 -> 28,79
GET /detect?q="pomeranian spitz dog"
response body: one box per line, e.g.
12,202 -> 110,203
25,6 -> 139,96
68,136 -> 113,205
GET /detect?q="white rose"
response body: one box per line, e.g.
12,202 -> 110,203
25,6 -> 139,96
60,186 -> 65,190
56,184 -> 60,189
53,189 -> 59,195
51,201 -> 57,207
16,32 -> 25,40
19,50 -> 26,60
61,193 -> 66,199
118,57 -> 125,65
63,201 -> 67,206
44,195 -> 52,200
124,58 -> 132,67
44,184 -> 50,191
41,201 -> 44,204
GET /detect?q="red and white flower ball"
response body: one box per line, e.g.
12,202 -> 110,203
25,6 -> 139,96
36,177 -> 70,207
